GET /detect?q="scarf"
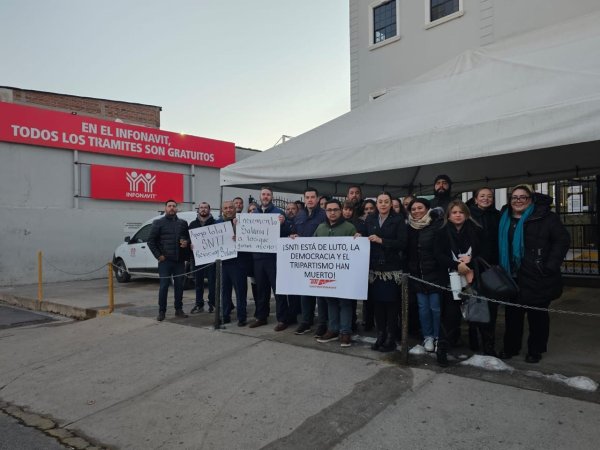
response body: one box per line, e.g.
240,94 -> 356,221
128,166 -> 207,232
409,210 -> 433,230
498,204 -> 534,273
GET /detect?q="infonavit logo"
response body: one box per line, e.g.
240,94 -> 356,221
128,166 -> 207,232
125,171 -> 158,199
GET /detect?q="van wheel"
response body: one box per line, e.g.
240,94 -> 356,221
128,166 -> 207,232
114,258 -> 131,283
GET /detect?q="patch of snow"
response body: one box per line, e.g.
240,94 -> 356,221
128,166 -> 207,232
354,335 -> 376,344
460,355 -> 514,372
525,371 -> 598,392
409,345 -> 426,355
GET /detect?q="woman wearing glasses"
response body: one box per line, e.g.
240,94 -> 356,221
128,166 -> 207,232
498,185 -> 570,363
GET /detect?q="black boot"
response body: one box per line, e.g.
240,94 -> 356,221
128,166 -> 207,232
371,332 -> 386,351
380,334 -> 397,352
437,348 -> 449,367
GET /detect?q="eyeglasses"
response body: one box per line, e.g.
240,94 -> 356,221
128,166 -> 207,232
510,195 -> 530,202
325,208 -> 341,213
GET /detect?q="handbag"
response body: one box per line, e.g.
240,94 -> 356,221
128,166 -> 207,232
476,257 -> 519,300
460,287 -> 490,323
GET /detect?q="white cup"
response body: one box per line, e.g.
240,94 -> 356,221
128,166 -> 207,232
449,271 -> 462,300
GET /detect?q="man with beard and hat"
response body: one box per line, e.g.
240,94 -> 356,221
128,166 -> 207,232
430,174 -> 455,214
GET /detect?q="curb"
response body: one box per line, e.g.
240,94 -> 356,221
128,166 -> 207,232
0,293 -> 97,320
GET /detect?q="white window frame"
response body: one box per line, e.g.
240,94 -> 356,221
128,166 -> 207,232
368,0 -> 401,50
424,0 -> 464,30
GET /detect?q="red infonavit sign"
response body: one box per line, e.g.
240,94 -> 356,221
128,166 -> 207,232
0,101 -> 235,168
90,164 -> 184,203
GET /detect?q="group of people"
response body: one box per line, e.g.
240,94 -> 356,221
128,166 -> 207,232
147,174 -> 570,367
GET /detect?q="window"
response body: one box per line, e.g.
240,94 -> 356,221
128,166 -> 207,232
370,1 -> 400,47
426,0 -> 463,28
373,1 -> 396,43
131,224 -> 152,243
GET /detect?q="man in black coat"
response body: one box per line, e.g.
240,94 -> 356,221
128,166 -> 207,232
430,174 -> 455,213
148,200 -> 191,322
189,202 -> 216,314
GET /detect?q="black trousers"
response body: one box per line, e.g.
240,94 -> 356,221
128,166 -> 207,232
374,301 -> 399,338
437,293 -> 462,352
503,302 -> 550,356
468,302 -> 498,355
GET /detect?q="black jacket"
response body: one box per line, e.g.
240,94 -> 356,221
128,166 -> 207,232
189,214 -> 216,230
435,219 -> 483,273
148,214 -> 191,263
467,200 -> 501,264
407,214 -> 445,291
501,193 -> 570,304
364,213 -> 407,271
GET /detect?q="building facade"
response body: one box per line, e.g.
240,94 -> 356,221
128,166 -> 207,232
350,0 -> 600,109
0,87 -> 259,285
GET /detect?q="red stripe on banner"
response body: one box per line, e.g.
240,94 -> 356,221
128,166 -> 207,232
0,101 -> 235,167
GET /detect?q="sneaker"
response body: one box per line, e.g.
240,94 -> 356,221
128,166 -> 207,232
314,324 -> 328,338
340,334 -> 352,347
174,309 -> 188,319
316,331 -> 339,343
157,311 -> 165,322
424,337 -> 435,352
274,322 -> 288,332
294,323 -> 312,335
190,305 -> 204,314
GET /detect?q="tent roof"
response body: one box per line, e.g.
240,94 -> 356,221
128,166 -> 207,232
221,12 -> 600,196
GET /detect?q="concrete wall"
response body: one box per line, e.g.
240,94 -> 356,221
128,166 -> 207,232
350,0 -> 600,108
0,141 -> 266,285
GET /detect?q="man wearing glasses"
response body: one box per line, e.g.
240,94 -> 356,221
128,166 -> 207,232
314,199 -> 358,347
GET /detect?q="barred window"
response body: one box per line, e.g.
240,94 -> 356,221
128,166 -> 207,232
373,1 -> 397,44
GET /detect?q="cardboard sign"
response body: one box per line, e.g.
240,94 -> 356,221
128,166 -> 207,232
190,221 -> 237,266
235,213 -> 280,253
276,237 -> 370,300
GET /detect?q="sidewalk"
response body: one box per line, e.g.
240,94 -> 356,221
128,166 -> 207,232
1,313 -> 599,449
1,278 -> 598,382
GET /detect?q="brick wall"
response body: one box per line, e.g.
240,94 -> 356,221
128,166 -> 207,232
8,87 -> 161,128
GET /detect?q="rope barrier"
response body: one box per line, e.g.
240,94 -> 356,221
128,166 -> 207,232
114,261 -> 215,279
41,255 -> 108,276
406,274 -> 600,318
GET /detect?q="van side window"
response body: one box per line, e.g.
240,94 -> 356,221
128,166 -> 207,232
131,224 -> 152,244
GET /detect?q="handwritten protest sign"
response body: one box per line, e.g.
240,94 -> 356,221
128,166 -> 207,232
236,213 -> 280,253
276,237 -> 370,300
189,221 -> 237,266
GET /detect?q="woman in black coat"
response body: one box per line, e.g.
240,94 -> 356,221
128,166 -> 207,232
407,198 -> 445,352
498,186 -> 570,363
435,200 -> 483,366
362,192 -> 407,352
467,187 -> 501,356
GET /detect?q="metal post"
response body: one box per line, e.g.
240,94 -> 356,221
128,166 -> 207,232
401,273 -> 409,364
214,259 -> 222,329
37,251 -> 43,303
108,262 -> 115,313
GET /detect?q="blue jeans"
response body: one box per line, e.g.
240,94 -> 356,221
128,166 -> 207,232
416,292 -> 441,338
158,260 -> 185,313
325,297 -> 353,335
195,265 -> 215,308
300,296 -> 328,327
222,262 -> 247,322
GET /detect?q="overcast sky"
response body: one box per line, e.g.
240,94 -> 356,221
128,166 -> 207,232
0,0 -> 350,150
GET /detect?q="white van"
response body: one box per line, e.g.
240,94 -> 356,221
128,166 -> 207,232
112,210 -> 219,286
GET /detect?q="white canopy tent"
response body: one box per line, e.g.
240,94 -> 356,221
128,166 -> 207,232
221,12 -> 600,196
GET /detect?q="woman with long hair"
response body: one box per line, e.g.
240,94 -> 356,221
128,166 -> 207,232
361,192 -> 407,352
435,200 -> 483,366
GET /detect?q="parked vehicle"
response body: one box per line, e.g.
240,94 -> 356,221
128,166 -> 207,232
112,210 -> 219,288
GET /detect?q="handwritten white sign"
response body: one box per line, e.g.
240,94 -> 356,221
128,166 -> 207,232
276,237 -> 370,300
236,213 -> 280,253
189,221 -> 237,266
